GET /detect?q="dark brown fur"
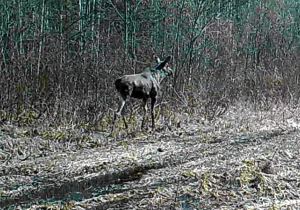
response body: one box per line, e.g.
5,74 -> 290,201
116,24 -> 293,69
112,56 -> 172,131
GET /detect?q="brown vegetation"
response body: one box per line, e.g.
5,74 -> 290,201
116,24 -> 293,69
1,0 -> 300,209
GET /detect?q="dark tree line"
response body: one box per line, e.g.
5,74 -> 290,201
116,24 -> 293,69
0,0 -> 299,125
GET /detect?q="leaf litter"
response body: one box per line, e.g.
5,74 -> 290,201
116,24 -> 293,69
1,103 -> 300,209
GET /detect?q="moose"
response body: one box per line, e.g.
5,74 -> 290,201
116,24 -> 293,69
112,55 -> 173,132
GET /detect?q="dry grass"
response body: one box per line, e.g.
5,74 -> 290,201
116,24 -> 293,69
1,103 -> 300,209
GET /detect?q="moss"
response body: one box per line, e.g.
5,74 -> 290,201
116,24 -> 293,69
223,121 -> 231,128
268,205 -> 279,210
19,110 -> 37,124
60,201 -> 75,210
46,161 -> 55,172
240,127 -> 246,132
182,137 -> 189,142
0,189 -> 5,197
199,171 -> 211,193
108,131 -> 117,137
20,164 -> 30,174
199,135 -> 209,142
180,169 -> 196,178
40,130 -> 67,141
229,191 -> 237,197
98,115 -> 111,131
39,204 -> 58,210
1,108 -> 37,125
77,121 -> 93,130
133,132 -> 145,138
91,139 -> 103,148
149,162 -> 157,167
188,108 -> 194,115
41,130 -> 51,138
78,203 -> 88,208
155,108 -> 160,120
118,140 -> 128,148
19,128 -> 39,137
53,131 -> 66,140
81,134 -> 90,141
237,159 -> 275,194
127,112 -> 137,124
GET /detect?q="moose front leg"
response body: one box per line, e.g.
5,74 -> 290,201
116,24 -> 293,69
150,97 -> 157,131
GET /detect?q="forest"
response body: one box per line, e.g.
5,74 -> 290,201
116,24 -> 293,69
1,0 -> 300,209
1,0 -> 300,123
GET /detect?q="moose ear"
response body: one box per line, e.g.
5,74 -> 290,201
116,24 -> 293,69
155,55 -> 172,70
164,56 -> 171,64
154,55 -> 161,63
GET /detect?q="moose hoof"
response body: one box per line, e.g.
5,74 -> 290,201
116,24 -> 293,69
150,127 -> 156,133
149,130 -> 156,135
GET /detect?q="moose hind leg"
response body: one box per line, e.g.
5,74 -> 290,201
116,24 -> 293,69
141,98 -> 148,129
150,97 -> 157,131
112,96 -> 127,131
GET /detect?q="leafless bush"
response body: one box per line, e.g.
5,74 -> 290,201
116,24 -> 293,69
1,0 -> 300,129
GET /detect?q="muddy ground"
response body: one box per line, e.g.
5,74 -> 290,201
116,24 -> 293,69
1,104 -> 300,210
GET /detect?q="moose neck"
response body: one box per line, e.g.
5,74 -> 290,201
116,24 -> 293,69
151,71 -> 163,89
